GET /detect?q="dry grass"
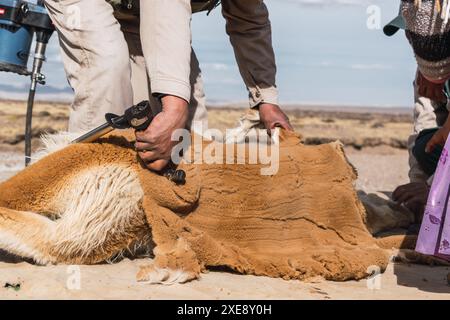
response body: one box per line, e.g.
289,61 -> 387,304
0,101 -> 68,150
207,107 -> 413,149
0,100 -> 413,152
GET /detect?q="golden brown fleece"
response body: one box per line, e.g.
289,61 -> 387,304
0,129 -> 392,283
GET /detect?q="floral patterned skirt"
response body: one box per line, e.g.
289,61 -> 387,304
416,136 -> 450,261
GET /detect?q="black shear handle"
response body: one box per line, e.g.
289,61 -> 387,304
105,100 -> 154,131
106,101 -> 186,185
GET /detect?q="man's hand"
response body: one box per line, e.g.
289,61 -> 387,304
392,182 -> 430,218
416,71 -> 447,103
258,103 -> 293,132
135,96 -> 188,172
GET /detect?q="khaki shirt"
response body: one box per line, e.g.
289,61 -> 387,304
111,0 -> 279,108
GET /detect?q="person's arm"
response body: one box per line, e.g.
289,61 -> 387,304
426,114 -> 450,153
135,0 -> 192,171
141,0 -> 192,103
222,0 -> 292,131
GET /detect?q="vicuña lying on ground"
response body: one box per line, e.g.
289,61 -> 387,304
0,127 -> 419,284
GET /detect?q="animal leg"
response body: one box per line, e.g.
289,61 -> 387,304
0,165 -> 151,265
0,207 -> 57,264
136,237 -> 201,285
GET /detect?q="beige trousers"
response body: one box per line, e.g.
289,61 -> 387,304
408,73 -> 449,183
44,0 -> 207,133
44,0 -> 278,133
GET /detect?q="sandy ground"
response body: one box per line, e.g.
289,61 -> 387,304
1,260 -> 449,300
0,101 -> 449,300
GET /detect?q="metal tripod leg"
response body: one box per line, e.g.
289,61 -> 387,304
25,82 -> 36,166
25,35 -> 51,166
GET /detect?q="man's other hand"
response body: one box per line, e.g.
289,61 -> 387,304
135,96 -> 188,172
416,71 -> 447,103
258,103 -> 293,132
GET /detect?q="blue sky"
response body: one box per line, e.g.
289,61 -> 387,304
0,0 -> 416,107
